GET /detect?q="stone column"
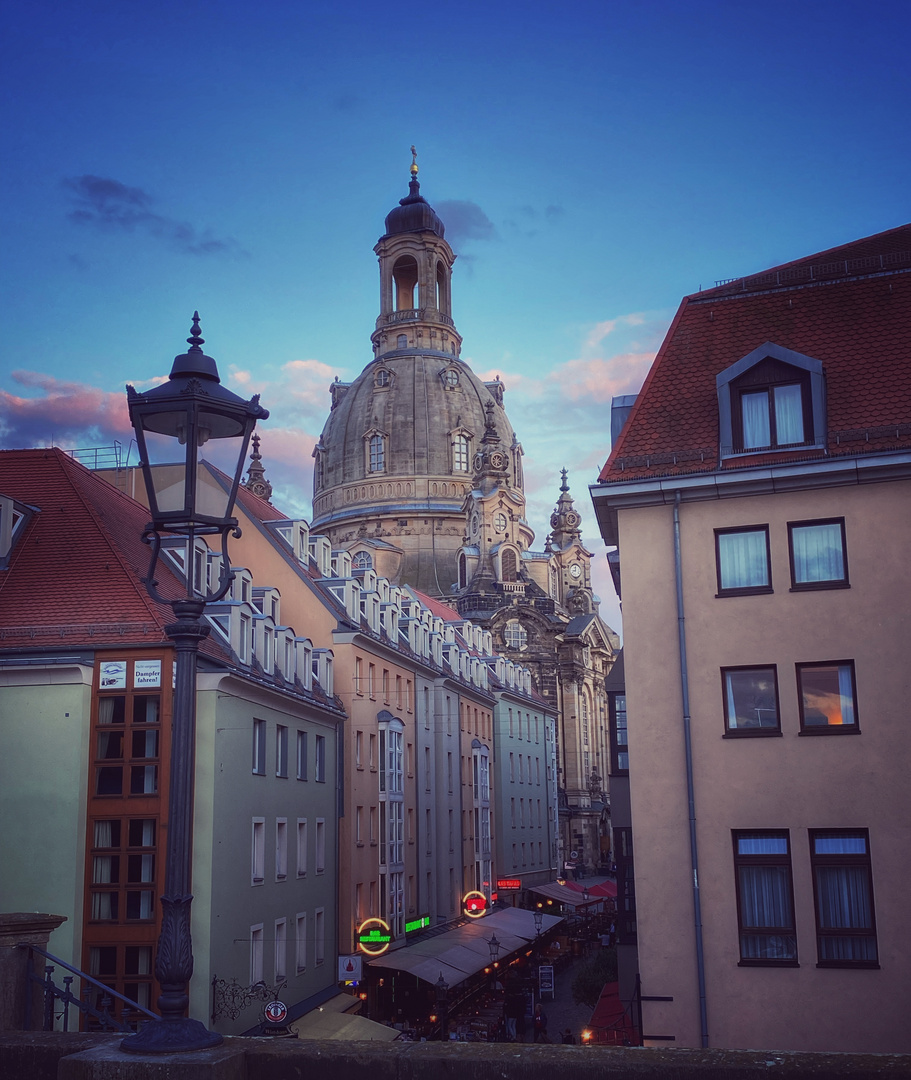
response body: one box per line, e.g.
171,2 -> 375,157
0,912 -> 67,1031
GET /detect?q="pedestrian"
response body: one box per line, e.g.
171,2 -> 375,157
533,1002 -> 549,1043
561,1027 -> 576,1044
503,975 -> 524,1042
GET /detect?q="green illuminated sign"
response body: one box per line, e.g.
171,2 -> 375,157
405,915 -> 430,934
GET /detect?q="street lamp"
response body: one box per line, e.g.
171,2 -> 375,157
533,909 -> 544,936
121,315 -> 268,1053
487,933 -> 501,965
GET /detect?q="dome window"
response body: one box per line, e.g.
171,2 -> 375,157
352,551 -> 373,570
441,368 -> 460,389
375,368 -> 393,389
364,430 -> 387,474
452,433 -> 470,472
396,334 -> 408,349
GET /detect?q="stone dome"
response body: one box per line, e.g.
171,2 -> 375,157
383,177 -> 445,239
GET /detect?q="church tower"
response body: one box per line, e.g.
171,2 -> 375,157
311,153 -> 523,596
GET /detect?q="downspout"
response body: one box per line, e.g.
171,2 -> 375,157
673,490 -> 709,1048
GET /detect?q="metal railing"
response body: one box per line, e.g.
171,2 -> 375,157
24,944 -> 157,1034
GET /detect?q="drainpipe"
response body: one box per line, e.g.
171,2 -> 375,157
673,491 -> 709,1047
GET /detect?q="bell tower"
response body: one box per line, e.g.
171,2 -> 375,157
371,148 -> 463,362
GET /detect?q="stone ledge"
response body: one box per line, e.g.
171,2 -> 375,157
1,1032 -> 909,1080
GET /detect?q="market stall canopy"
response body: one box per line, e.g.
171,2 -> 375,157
367,907 -> 562,988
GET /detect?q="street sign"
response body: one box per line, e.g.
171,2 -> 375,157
538,965 -> 555,999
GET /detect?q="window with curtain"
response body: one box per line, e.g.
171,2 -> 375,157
797,662 -> 859,733
788,519 -> 848,589
739,383 -> 806,449
733,832 -> 797,964
715,526 -> 772,594
722,667 -> 780,733
810,831 -> 878,966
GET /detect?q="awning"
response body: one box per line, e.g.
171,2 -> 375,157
367,906 -> 562,988
530,879 -> 614,907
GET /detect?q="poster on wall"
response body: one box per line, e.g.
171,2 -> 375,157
134,660 -> 162,688
99,661 -> 127,689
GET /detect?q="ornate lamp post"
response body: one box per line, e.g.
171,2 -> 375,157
487,933 -> 501,966
121,315 -> 268,1053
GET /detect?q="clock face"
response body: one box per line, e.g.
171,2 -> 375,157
495,512 -> 507,531
569,562 -> 582,579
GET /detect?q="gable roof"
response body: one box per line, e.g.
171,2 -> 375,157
598,223 -> 911,486
0,449 -> 178,646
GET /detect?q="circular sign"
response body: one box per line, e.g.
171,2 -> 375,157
264,1000 -> 288,1025
570,850 -> 579,860
463,891 -> 489,918
356,917 -> 392,956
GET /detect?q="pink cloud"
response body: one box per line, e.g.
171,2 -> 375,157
548,351 -> 655,403
0,371 -> 132,447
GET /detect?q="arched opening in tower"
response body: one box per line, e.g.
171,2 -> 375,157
393,256 -> 419,311
436,261 -> 450,315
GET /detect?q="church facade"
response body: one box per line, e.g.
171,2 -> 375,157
311,158 -> 619,872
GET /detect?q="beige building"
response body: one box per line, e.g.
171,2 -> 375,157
590,225 -> 911,1053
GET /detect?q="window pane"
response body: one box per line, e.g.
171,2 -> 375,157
724,668 -> 778,730
738,836 -> 788,855
774,384 -> 805,444
741,390 -> 770,449
810,830 -> 877,965
718,530 -> 769,590
733,831 -> 796,963
798,664 -> 856,728
791,522 -> 846,584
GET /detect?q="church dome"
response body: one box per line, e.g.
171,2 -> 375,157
384,177 -> 445,239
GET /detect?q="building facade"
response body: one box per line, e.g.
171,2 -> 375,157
590,225 -> 911,1053
310,160 -> 619,873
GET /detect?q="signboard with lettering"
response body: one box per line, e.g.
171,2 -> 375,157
405,914 -> 430,934
134,659 -> 162,688
356,918 -> 392,956
497,878 -> 521,891
100,661 -> 127,689
538,965 -> 555,999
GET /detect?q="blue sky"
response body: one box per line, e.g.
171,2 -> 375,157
2,0 -> 909,634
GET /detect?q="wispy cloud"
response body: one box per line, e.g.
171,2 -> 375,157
63,175 -> 248,258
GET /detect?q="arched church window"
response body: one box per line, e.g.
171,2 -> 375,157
504,619 -> 527,651
313,449 -> 323,493
396,335 -> 407,349
459,553 -> 467,589
368,434 -> 386,473
452,434 -> 470,472
393,256 -> 418,311
352,551 -> 373,570
436,261 -> 450,316
501,549 -> 517,582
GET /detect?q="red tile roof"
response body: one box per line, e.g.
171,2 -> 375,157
599,224 -> 911,484
0,449 -> 216,654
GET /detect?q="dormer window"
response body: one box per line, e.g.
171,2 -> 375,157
717,342 -> 826,458
441,368 -> 460,389
374,368 -> 393,389
352,551 -> 373,570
